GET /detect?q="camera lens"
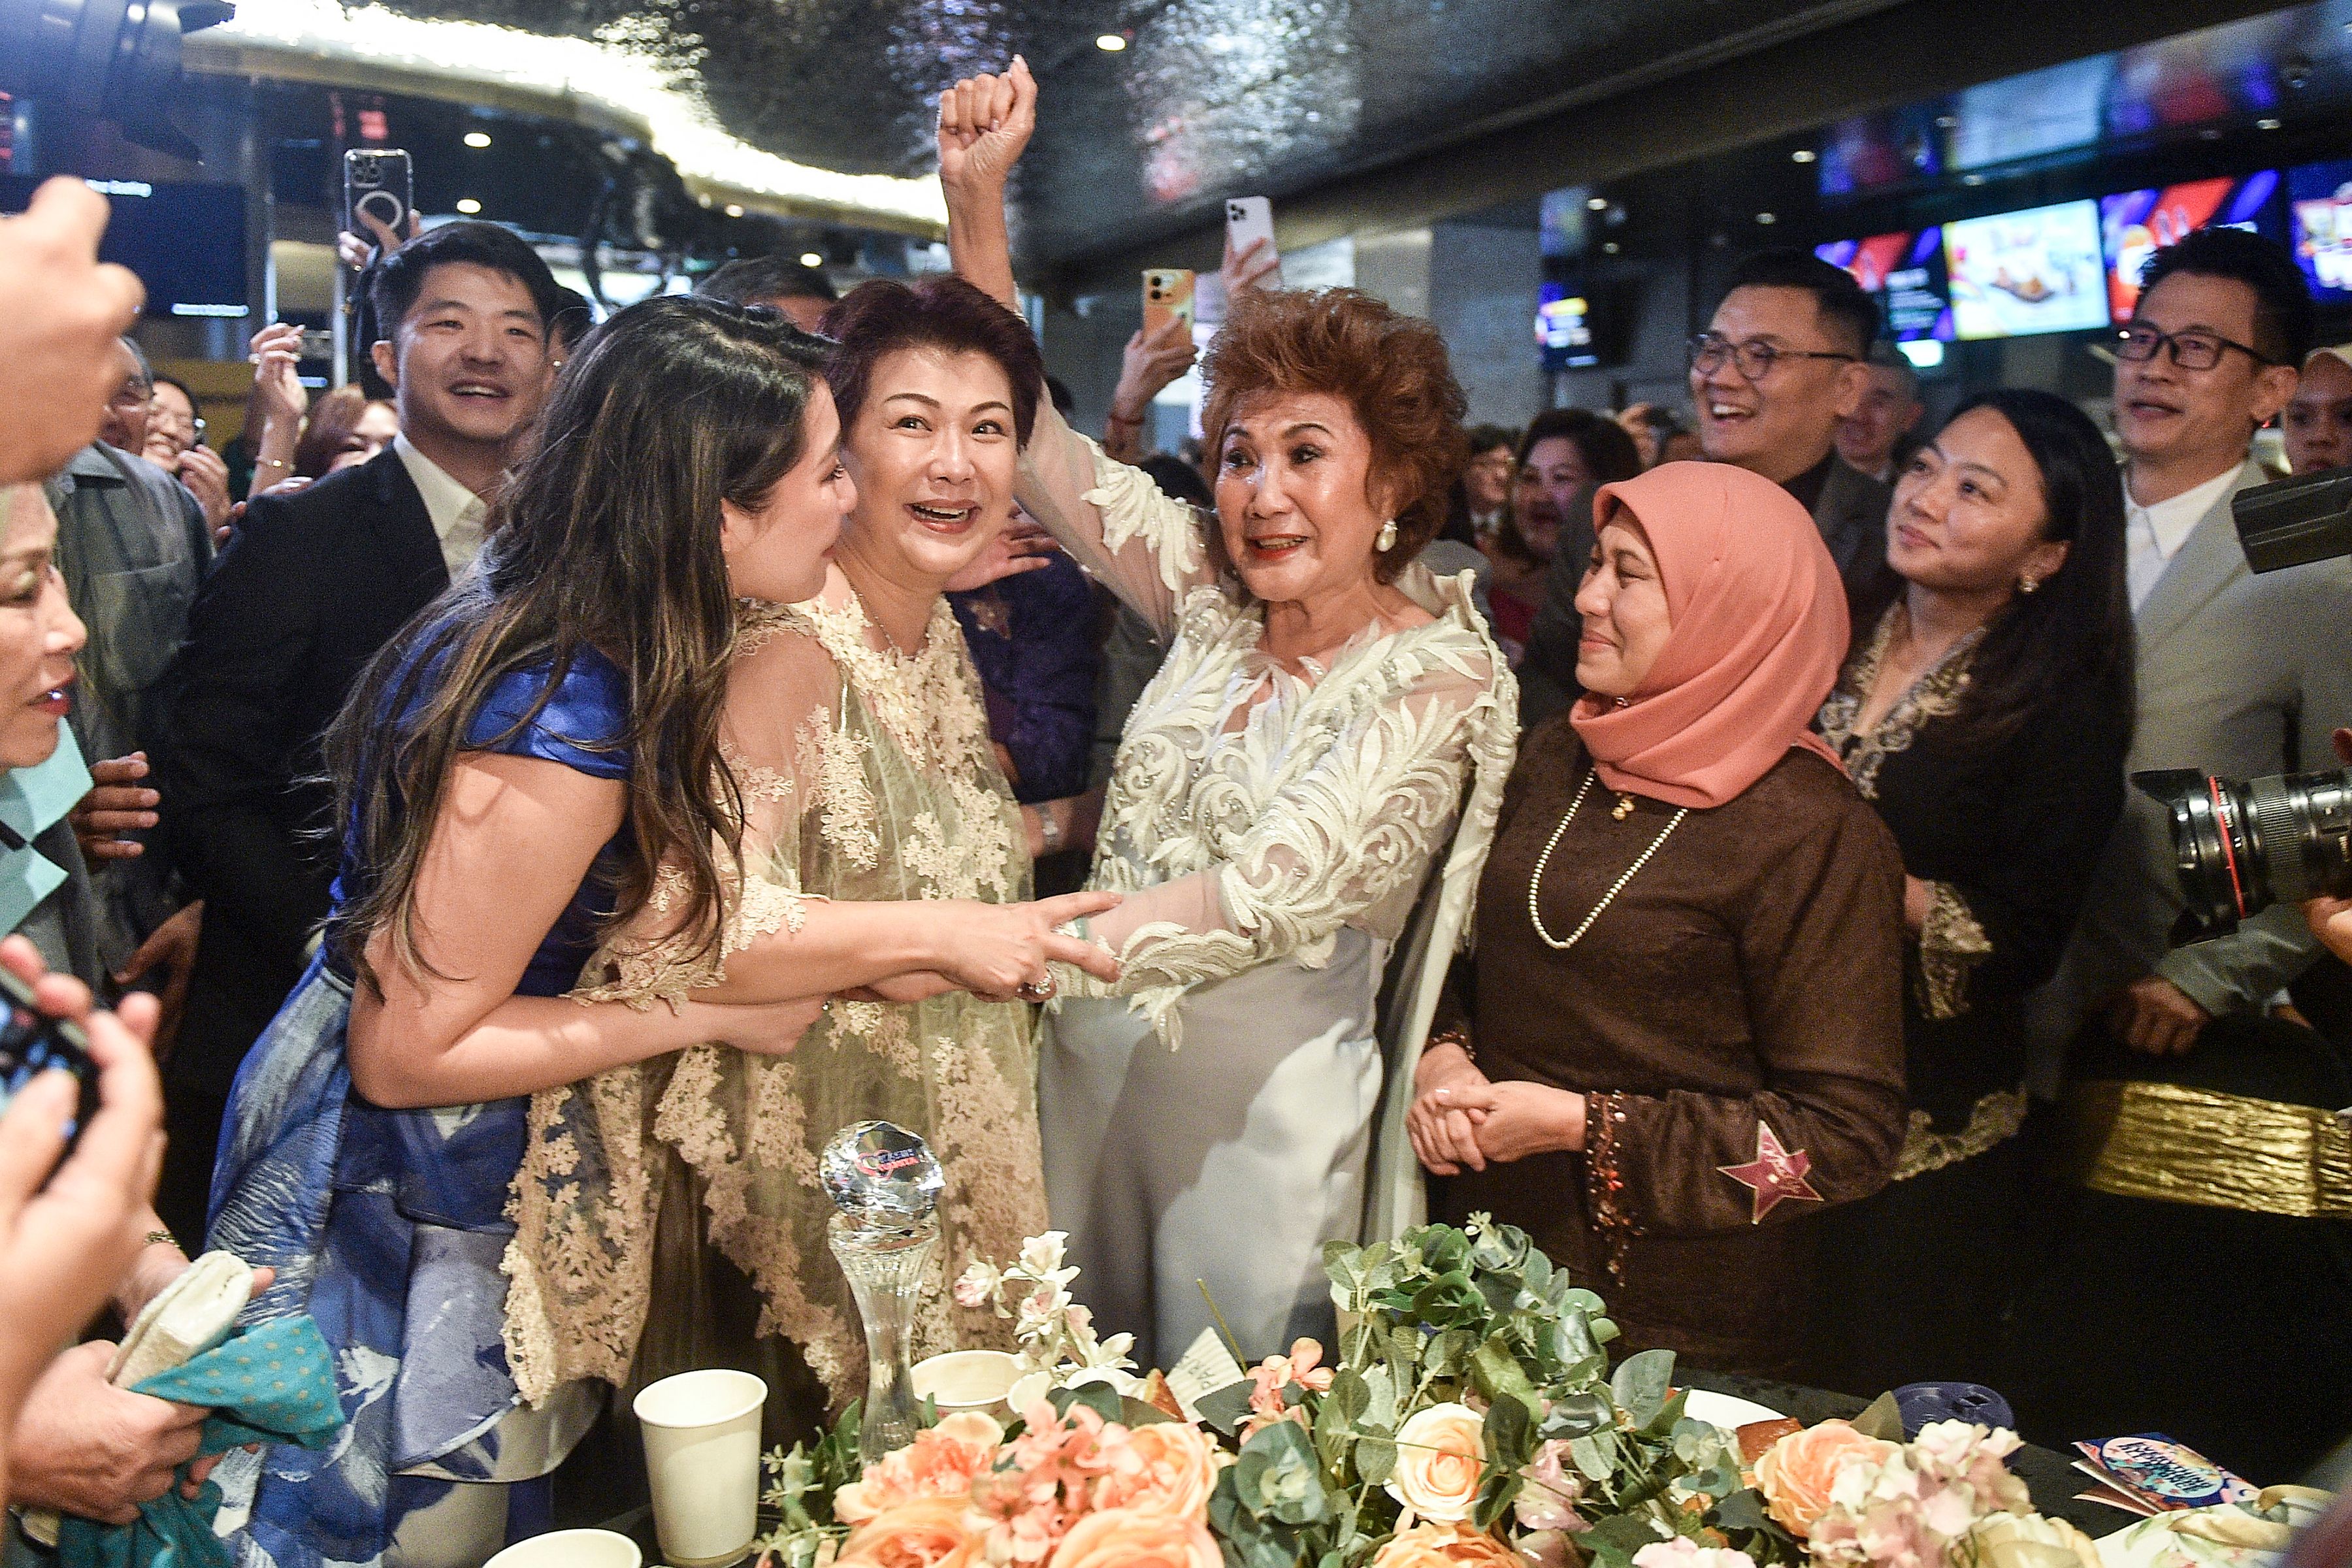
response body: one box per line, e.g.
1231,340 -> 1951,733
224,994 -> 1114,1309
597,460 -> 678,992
2133,767 -> 2352,939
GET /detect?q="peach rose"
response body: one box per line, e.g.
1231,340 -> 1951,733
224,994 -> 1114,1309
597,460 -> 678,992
1100,1422 -> 1228,1518
1754,1421 -> 1899,1539
1367,1522 -> 1524,1568
1047,1507 -> 1221,1568
836,1413 -> 1005,1525
838,1497 -> 983,1568
1385,1403 -> 1489,1524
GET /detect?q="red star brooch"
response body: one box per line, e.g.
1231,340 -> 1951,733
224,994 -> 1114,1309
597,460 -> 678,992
1718,1122 -> 1823,1224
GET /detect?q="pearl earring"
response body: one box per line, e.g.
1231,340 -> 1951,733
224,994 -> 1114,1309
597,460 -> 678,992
1375,519 -> 1398,553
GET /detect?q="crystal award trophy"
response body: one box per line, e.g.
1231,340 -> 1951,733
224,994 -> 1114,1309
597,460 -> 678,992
821,1120 -> 945,1463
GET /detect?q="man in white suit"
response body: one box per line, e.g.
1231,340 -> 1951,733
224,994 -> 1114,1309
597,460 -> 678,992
2022,227 -> 2352,1478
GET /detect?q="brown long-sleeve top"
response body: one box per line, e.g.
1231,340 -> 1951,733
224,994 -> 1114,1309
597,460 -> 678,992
1439,719 -> 1908,1379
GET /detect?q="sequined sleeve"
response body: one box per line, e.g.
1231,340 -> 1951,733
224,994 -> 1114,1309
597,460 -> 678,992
1016,402 -> 1216,640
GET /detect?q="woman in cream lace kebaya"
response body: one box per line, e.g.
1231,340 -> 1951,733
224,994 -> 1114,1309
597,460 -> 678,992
941,65 -> 1516,1367
498,276 -> 1122,1440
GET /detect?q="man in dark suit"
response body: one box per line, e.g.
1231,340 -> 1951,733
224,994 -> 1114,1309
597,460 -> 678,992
1690,248 -> 1891,618
150,220 -> 560,1242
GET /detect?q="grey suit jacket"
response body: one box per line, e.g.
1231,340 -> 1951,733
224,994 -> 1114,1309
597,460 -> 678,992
1813,455 -> 1892,617
2031,463 -> 2352,1083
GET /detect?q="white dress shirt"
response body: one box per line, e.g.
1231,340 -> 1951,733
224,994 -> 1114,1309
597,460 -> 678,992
2123,461 -> 2251,612
393,432 -> 489,577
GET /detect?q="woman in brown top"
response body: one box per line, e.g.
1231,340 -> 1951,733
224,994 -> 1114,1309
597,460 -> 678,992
1409,461 -> 1907,1380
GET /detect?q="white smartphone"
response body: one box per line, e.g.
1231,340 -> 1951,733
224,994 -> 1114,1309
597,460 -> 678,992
1224,195 -> 1281,284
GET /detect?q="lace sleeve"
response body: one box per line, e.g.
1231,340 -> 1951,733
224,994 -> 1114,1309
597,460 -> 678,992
1016,402 -> 1216,640
1914,879 -> 1992,1021
572,604 -> 838,1007
1055,634 -> 1501,1037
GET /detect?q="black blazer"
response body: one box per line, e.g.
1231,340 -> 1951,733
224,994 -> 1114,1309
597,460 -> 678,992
153,447 -> 449,1094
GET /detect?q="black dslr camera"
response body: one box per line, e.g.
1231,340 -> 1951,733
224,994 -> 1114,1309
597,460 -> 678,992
2134,469 -> 2352,941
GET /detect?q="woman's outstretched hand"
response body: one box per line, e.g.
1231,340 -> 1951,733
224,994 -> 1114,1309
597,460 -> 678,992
938,57 -> 1037,201
934,890 -> 1122,1001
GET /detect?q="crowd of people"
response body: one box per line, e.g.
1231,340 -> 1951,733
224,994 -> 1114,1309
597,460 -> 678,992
3,55 -> 2350,1568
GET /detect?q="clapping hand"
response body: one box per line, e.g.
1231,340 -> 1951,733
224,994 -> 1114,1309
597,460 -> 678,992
246,322 -> 309,432
938,56 -> 1037,199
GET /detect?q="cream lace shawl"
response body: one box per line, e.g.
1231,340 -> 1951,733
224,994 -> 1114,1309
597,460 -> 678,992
1015,412 -> 1518,1235
499,583 -> 1043,1408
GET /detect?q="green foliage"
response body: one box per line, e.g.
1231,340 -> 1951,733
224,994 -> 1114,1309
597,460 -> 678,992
753,1401 -> 865,1567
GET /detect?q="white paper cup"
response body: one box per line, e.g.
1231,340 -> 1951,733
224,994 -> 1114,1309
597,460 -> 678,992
485,1528 -> 643,1568
913,1350 -> 1021,1416
633,1369 -> 768,1568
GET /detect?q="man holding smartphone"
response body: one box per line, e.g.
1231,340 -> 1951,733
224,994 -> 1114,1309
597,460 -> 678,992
150,221 -> 561,1244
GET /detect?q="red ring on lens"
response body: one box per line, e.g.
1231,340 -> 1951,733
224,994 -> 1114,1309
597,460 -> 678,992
2211,776 -> 2250,918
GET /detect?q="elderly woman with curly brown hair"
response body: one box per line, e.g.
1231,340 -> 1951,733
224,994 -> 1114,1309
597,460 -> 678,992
940,63 -> 1516,1367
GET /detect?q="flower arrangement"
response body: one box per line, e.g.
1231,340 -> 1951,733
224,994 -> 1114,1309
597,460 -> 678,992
750,1218 -> 2117,1568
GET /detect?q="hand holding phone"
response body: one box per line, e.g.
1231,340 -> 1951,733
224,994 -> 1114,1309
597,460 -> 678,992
341,150 -> 416,270
1224,196 -> 1282,292
1143,269 -> 1197,339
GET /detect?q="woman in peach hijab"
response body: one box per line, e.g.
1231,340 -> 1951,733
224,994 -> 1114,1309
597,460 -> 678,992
1399,461 -> 1908,1379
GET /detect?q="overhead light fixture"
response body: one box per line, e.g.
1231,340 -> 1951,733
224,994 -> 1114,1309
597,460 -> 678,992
723,203 -> 744,216
455,197 -> 482,213
1896,340 -> 1944,370
1586,195 -> 1608,211
1791,148 -> 1816,164
800,251 -> 824,267
184,0 -> 951,234
1096,32 -> 1126,50
1756,212 -> 1776,225
1603,242 -> 1620,254
463,129 -> 491,147
2258,117 -> 2283,130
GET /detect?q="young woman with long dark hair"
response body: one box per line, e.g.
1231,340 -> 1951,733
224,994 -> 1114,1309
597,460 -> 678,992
206,296 -> 1115,1567
1806,387 -> 2134,1394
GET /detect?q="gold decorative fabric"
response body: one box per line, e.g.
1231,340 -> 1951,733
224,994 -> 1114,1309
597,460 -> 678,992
1816,604 -> 1984,802
2067,1078 -> 2352,1218
501,581 -> 1043,1409
1892,1086 -> 2028,1182
1915,880 -> 1993,1021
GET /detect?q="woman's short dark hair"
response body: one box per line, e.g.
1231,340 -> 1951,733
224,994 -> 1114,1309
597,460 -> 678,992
1515,408 -> 1643,487
1863,387 -> 2136,757
1200,287 -> 1469,585
821,276 -> 1045,446
1466,423 -> 1518,459
325,295 -> 835,990
293,385 -> 369,479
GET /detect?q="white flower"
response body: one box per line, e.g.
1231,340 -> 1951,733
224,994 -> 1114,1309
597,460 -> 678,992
954,1260 -> 1002,1311
1019,1232 -> 1070,1277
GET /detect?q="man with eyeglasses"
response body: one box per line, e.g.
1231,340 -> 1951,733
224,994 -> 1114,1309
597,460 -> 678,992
1689,249 -> 1890,618
2017,225 -> 2352,1477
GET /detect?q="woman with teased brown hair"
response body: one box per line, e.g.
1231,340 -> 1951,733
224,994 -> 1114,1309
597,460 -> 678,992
940,62 -> 1516,1367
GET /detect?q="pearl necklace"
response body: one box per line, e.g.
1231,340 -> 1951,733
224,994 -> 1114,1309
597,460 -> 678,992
1526,770 -> 1689,951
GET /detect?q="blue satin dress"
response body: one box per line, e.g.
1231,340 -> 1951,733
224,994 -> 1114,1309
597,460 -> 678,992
206,643 -> 630,1568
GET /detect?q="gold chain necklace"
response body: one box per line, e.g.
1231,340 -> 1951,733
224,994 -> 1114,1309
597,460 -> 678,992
1526,770 -> 1689,951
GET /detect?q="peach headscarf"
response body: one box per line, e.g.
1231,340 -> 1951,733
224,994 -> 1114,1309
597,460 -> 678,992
1569,461 -> 1850,809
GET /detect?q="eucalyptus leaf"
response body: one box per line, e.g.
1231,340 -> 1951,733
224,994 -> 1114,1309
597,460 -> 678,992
1354,1434 -> 1397,1488
1569,1430 -> 1620,1482
1471,1471 -> 1524,1532
1327,1367 -> 1371,1424
1610,1348 -> 1676,1426
1714,1488 -> 1772,1533
1541,1390 -> 1612,1439
1361,1364 -> 1398,1430
1051,1380 -> 1126,1426
1473,1338 -> 1539,1415
1480,1388 -> 1535,1471
1639,1386 -> 1690,1440
1196,1378 -> 1258,1439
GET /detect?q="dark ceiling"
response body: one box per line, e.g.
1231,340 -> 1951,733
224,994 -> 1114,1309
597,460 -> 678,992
367,0 -> 1910,265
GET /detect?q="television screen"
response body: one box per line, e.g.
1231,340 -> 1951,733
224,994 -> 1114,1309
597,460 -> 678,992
0,176 -> 246,319
2102,173 -> 2281,319
1535,281 -> 1628,370
2288,159 -> 2352,302
1814,231 -> 1953,342
1942,201 -> 2108,340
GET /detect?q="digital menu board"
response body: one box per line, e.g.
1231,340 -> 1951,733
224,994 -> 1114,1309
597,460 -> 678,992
2101,173 -> 2281,319
2289,160 -> 2352,302
1815,230 -> 1953,342
1942,200 -> 2108,340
